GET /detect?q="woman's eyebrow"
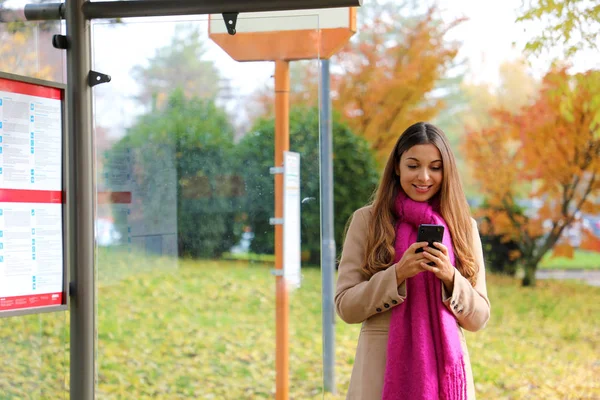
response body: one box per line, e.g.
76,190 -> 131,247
406,157 -> 442,163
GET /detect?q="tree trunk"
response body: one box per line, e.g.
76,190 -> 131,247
522,262 -> 537,287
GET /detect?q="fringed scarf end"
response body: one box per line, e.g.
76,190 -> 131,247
441,358 -> 467,400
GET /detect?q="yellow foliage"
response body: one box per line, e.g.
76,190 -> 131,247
0,31 -> 54,80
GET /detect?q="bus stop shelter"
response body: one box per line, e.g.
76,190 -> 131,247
0,0 -> 361,399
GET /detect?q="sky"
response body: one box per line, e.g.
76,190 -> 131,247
5,0 -> 599,137
435,0 -> 597,82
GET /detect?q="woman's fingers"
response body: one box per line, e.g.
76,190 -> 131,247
431,242 -> 448,256
422,251 -> 441,264
409,241 -> 429,253
420,262 -> 440,275
424,245 -> 447,261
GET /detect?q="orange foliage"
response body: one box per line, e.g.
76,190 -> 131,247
552,243 -> 575,259
334,7 -> 463,164
464,67 -> 600,265
580,229 -> 600,252
248,6 -> 463,165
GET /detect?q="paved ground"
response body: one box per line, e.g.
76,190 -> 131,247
536,269 -> 600,287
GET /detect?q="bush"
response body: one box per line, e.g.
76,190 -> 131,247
476,202 -> 522,275
104,90 -> 239,258
235,107 -> 379,264
480,233 -> 520,275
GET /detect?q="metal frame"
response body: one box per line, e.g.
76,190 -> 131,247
24,0 -> 362,20
0,72 -> 69,319
20,0 -> 362,398
63,0 -> 95,398
319,58 -> 336,394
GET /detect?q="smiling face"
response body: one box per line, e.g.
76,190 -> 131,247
397,144 -> 443,202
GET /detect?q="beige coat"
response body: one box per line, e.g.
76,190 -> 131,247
335,206 -> 491,400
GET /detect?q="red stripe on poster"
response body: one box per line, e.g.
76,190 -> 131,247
0,189 -> 63,203
0,292 -> 63,311
0,77 -> 62,100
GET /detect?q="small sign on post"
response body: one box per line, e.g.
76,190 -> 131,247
283,151 -> 301,288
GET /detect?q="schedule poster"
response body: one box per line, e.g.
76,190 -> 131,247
0,74 -> 66,316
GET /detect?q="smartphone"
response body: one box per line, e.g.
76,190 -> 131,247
415,224 -> 445,264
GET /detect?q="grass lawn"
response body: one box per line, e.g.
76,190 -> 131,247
0,253 -> 599,399
539,250 -> 600,270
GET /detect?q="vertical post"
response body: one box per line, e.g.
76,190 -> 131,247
66,0 -> 95,398
274,59 -> 290,400
320,58 -> 336,394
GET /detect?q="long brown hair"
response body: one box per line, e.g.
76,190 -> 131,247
362,122 -> 478,286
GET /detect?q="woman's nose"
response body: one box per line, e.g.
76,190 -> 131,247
418,169 -> 429,182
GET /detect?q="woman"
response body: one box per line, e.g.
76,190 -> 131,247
335,122 -> 490,400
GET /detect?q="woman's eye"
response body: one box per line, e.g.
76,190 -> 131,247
431,166 -> 441,171
408,165 -> 418,169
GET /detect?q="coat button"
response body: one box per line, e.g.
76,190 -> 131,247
391,300 -> 398,305
376,308 -> 382,312
384,303 -> 390,308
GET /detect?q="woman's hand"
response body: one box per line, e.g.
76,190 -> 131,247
421,242 -> 456,292
394,241 -> 428,285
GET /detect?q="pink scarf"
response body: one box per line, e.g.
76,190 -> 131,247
382,191 -> 466,400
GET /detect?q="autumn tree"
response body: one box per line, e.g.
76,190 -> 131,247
334,6 -> 463,164
246,2 -> 463,165
0,1 -> 57,79
447,59 -> 540,198
464,67 -> 600,286
517,0 -> 600,58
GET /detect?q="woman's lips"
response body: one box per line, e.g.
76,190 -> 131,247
413,184 -> 432,193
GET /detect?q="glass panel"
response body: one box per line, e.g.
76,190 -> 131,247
0,14 -> 65,82
0,8 -> 68,400
92,13 -> 323,399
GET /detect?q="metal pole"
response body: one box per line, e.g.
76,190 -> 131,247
320,58 -> 336,394
22,3 -> 64,20
23,0 -> 362,21
274,60 -> 290,400
66,0 -> 96,397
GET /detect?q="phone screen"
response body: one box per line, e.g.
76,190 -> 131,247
415,224 -> 444,253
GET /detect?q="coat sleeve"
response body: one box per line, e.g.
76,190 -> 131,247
335,208 -> 407,324
442,218 -> 491,332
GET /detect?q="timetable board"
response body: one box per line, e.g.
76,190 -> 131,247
0,73 -> 67,317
